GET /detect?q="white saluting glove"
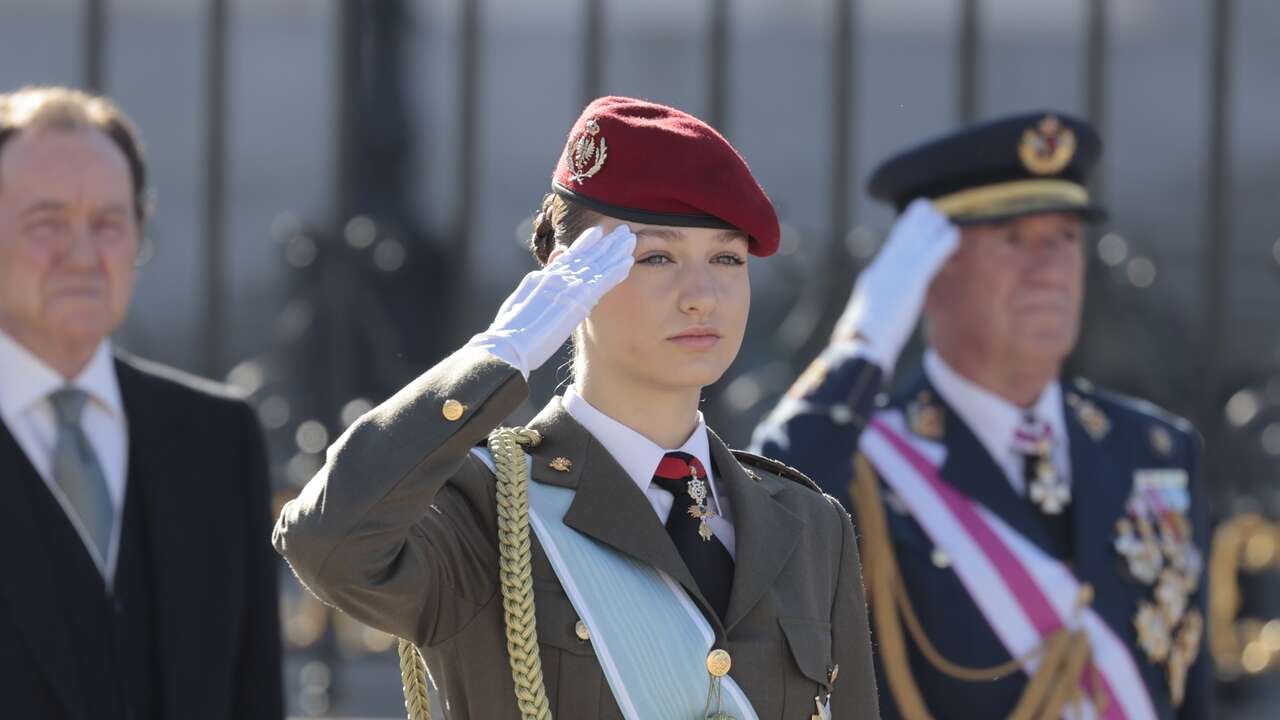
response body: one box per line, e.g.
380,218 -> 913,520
467,224 -> 637,378
832,198 -> 960,371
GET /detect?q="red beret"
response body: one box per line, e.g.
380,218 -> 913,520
551,96 -> 780,257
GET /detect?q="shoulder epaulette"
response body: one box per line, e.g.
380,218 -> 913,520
730,450 -> 823,494
1071,377 -> 1195,435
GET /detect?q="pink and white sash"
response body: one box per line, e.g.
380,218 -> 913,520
861,411 -> 1156,720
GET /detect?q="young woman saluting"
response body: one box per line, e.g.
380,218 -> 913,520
274,96 -> 878,719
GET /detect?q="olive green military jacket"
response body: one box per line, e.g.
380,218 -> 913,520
273,346 -> 879,718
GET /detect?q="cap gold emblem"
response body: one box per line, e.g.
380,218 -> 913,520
568,118 -> 608,184
1018,115 -> 1077,176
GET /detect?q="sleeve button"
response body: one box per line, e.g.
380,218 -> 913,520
442,399 -> 465,421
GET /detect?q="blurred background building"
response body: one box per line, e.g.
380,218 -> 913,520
2,0 -> 1277,717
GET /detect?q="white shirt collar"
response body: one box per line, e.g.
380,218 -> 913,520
562,385 -> 720,507
0,329 -> 123,422
923,349 -> 1066,467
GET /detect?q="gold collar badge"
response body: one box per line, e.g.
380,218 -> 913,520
1150,425 -> 1174,458
1019,115 -> 1077,176
567,118 -> 608,184
1067,392 -> 1111,441
549,457 -> 572,472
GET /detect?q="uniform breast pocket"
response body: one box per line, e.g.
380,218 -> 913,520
533,584 -> 620,718
779,616 -> 833,715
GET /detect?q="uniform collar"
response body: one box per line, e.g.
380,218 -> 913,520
562,385 -> 721,511
923,349 -> 1065,462
0,329 -> 124,423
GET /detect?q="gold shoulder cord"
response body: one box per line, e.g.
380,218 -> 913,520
397,427 -> 553,720
852,453 -> 1106,720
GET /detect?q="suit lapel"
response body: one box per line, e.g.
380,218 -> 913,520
1063,399 -> 1136,649
0,422 -> 89,719
524,399 -> 718,625
115,360 -> 215,717
709,430 -> 802,631
926,377 -> 1060,559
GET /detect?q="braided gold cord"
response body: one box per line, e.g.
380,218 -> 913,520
853,453 -> 1104,720
398,638 -> 433,720
395,427 -> 549,720
491,427 -> 553,720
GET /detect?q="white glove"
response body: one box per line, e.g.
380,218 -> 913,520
467,224 -> 636,378
832,199 -> 960,370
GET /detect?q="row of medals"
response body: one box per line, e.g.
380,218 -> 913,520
1115,475 -> 1203,706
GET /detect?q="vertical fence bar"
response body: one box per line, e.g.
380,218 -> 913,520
707,0 -> 730,132
582,0 -> 603,106
795,0 -> 856,365
200,0 -> 229,377
455,0 -> 481,335
956,0 -> 979,123
1202,0 -> 1234,459
83,0 -> 106,92
1083,0 -> 1107,198
314,3 -> 367,709
829,0 -> 854,262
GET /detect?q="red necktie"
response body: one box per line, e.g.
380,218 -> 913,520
651,451 -> 734,620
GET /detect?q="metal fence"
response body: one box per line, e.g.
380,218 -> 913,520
18,0 -> 1279,715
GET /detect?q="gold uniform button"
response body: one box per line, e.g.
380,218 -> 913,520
706,649 -> 732,677
441,399 -> 465,421
574,621 -> 591,642
930,548 -> 951,568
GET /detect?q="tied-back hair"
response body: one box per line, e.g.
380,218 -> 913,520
529,192 -> 602,266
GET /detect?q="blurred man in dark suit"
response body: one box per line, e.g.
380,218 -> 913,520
0,86 -> 283,719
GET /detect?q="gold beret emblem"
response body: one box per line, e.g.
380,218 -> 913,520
567,118 -> 608,184
1018,115 -> 1077,176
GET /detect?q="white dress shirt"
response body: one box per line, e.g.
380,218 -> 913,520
0,329 -> 128,581
562,385 -> 737,558
923,350 -> 1071,496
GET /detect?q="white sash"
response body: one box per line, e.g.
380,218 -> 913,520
859,412 -> 1156,720
471,448 -> 759,720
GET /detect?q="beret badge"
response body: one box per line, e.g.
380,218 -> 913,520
568,118 -> 608,184
1018,115 -> 1077,176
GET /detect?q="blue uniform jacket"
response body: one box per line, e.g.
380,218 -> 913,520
751,344 -> 1211,720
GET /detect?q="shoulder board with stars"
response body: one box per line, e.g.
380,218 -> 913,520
1071,377 -> 1197,452
731,450 -> 824,494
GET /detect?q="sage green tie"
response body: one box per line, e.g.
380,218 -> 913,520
49,387 -> 114,571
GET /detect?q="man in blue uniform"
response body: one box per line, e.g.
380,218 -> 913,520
753,111 -> 1210,719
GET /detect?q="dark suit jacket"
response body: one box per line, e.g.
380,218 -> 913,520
0,353 -> 284,719
752,347 -> 1212,720
274,345 -> 880,718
